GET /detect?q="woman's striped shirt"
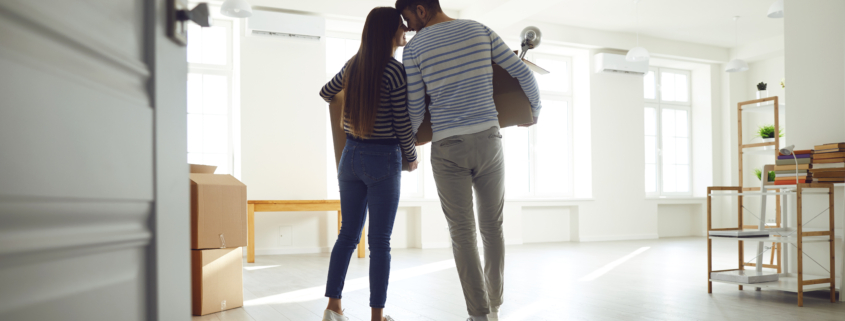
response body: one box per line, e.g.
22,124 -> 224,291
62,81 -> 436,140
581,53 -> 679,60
320,57 -> 417,163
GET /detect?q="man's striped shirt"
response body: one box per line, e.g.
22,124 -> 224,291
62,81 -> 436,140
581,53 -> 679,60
403,19 -> 542,142
320,58 -> 417,162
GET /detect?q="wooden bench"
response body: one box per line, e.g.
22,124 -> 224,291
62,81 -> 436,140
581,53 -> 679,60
247,200 -> 365,263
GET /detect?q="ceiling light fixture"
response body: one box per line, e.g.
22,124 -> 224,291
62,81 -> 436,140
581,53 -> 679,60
725,16 -> 749,73
626,0 -> 650,62
221,0 -> 253,18
767,0 -> 784,18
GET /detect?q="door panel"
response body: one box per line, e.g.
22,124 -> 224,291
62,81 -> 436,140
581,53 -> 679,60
0,0 -> 155,319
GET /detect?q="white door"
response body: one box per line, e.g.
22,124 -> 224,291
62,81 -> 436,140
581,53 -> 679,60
0,0 -> 190,320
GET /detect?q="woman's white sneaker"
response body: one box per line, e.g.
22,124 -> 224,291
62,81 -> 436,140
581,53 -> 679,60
323,309 -> 349,321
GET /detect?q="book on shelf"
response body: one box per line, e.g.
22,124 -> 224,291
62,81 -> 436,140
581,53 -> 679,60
812,151 -> 845,159
776,158 -> 811,165
773,164 -> 811,171
777,154 -> 811,160
812,163 -> 845,169
780,149 -> 812,156
775,179 -> 811,185
814,148 -> 845,154
775,176 -> 810,181
809,167 -> 845,173
815,143 -> 845,150
811,171 -> 845,178
812,157 -> 845,164
775,170 -> 809,175
775,173 -> 808,178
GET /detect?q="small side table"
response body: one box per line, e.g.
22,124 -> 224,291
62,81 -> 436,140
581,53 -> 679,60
247,200 -> 365,263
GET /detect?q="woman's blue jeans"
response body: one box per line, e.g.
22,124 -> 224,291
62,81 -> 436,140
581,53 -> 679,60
325,138 -> 401,308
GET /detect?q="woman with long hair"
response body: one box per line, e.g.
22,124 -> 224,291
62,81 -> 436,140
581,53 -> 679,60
318,7 -> 418,321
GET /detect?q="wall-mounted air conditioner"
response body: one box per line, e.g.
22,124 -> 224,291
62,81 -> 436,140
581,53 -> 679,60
594,53 -> 648,75
247,10 -> 325,40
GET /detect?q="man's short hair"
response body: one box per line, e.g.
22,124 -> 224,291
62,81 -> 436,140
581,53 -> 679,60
395,0 -> 442,14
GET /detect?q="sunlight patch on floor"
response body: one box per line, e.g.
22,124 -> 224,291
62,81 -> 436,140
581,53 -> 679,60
244,259 -> 456,306
577,247 -> 650,282
243,265 -> 280,271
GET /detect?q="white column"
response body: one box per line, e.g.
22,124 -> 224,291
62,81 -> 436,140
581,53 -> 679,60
783,0 -> 845,149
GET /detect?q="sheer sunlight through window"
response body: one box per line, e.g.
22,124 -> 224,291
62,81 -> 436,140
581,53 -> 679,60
644,67 -> 691,196
502,54 -> 573,198
187,20 -> 234,174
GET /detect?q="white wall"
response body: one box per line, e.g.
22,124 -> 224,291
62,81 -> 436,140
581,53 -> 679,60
238,11 -> 725,254
240,31 -> 335,255
783,0 -> 845,149
577,49 -> 658,242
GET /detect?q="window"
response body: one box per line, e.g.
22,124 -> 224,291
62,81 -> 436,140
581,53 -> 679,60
502,54 -> 574,198
187,19 -> 236,175
644,67 -> 691,196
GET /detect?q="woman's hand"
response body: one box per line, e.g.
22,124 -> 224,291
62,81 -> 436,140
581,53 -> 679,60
408,160 -> 420,172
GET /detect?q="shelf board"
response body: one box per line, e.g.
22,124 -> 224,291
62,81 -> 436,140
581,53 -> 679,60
743,148 -> 778,155
708,235 -> 833,244
742,142 -> 777,149
741,102 -> 785,114
710,273 -> 839,293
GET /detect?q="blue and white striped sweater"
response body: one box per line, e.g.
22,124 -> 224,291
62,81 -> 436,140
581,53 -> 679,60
403,20 -> 541,141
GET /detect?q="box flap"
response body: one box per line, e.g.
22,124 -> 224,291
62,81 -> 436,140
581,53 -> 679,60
523,59 -> 550,75
190,174 -> 247,249
190,164 -> 218,174
190,173 -> 246,187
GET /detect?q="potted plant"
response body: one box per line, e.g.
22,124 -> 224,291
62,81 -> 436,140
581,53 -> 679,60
756,82 -> 768,105
755,168 -> 776,183
755,124 -> 784,149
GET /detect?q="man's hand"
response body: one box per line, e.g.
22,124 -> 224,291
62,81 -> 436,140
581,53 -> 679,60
408,160 -> 420,172
415,140 -> 430,146
518,117 -> 539,128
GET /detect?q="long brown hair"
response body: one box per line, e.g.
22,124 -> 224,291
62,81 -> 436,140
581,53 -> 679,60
342,7 -> 402,138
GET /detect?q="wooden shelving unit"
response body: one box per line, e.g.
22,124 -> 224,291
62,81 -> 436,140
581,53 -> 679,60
707,185 -> 839,306
737,96 -> 784,270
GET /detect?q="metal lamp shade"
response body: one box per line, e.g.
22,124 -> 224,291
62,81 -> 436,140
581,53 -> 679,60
725,59 -> 749,72
221,0 -> 253,18
767,0 -> 784,18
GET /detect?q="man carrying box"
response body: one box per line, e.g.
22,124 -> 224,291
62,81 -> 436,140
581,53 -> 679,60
395,1 -> 542,320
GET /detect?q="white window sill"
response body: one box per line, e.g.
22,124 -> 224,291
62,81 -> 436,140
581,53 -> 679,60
646,197 -> 706,205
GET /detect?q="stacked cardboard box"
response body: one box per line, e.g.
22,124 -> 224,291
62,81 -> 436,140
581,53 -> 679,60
810,143 -> 845,183
189,164 -> 247,316
774,149 -> 812,185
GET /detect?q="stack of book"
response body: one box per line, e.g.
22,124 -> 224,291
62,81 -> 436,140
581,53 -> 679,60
774,149 -> 812,185
810,143 -> 845,183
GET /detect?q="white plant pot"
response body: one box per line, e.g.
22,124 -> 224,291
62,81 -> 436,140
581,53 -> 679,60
762,137 -> 775,150
757,90 -> 769,106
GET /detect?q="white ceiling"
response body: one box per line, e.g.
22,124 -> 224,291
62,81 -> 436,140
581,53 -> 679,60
529,0 -> 784,48
259,0 -> 785,49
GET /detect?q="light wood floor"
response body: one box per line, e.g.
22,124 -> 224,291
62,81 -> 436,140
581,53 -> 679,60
193,237 -> 843,321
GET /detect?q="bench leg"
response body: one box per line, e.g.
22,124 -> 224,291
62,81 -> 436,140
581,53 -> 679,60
248,204 -> 255,263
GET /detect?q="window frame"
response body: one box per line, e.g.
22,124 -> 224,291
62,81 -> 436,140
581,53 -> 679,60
645,67 -> 693,197
187,18 -> 237,176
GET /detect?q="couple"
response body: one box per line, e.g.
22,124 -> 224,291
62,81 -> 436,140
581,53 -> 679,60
318,1 -> 542,320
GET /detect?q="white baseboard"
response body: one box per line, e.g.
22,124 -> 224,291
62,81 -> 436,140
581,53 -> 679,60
421,242 -> 451,249
578,234 -> 659,243
252,247 -> 331,256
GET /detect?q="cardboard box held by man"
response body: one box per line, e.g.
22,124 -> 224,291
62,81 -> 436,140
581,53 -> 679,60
328,61 -> 547,170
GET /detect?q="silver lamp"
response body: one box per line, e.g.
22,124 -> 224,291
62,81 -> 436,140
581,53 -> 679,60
519,26 -> 542,59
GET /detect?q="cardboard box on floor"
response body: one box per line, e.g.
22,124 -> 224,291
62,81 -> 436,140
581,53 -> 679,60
191,247 -> 244,316
189,164 -> 248,249
328,60 -> 546,170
